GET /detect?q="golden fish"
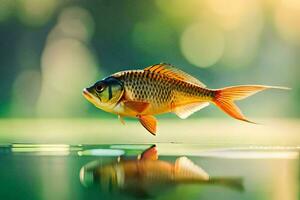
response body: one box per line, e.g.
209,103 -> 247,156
80,145 -> 243,198
83,63 -> 289,135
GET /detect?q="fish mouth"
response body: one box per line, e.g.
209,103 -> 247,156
83,88 -> 93,100
83,88 -> 101,106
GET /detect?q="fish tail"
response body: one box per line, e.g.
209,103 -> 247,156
212,85 -> 290,123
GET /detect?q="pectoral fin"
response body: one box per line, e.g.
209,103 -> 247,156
118,115 -> 125,125
124,101 -> 150,113
139,145 -> 158,160
138,115 -> 157,136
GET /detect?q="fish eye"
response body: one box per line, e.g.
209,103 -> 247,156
95,83 -> 105,92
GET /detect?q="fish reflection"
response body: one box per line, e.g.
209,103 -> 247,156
80,145 -> 243,198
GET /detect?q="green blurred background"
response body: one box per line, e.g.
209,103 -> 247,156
0,0 -> 299,120
0,2 -> 299,199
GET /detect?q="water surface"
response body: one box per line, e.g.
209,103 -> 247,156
0,144 -> 298,200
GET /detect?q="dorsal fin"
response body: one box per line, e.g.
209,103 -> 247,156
144,63 -> 206,87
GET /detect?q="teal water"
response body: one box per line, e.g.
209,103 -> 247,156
0,144 -> 298,200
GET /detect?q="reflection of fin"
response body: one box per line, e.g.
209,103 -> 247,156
209,177 -> 244,192
124,101 -> 150,113
140,145 -> 158,160
118,115 -> 125,125
175,157 -> 209,181
138,115 -> 157,135
144,63 -> 206,87
174,102 -> 209,119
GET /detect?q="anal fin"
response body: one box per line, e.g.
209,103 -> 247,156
174,102 -> 209,119
174,157 -> 209,181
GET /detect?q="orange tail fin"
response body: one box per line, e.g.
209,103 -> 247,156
212,85 -> 290,123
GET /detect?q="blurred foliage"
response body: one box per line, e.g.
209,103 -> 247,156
0,0 -> 299,118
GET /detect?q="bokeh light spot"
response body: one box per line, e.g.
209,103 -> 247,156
275,0 -> 300,45
180,22 -> 224,67
37,38 -> 99,117
17,0 -> 58,26
58,6 -> 95,42
36,7 -> 99,117
207,0 -> 261,31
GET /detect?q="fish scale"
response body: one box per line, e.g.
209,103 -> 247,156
114,70 -> 203,113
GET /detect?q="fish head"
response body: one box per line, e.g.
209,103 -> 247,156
83,76 -> 124,110
80,160 -> 121,192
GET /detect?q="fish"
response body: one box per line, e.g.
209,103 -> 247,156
79,145 -> 244,198
83,63 -> 289,135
